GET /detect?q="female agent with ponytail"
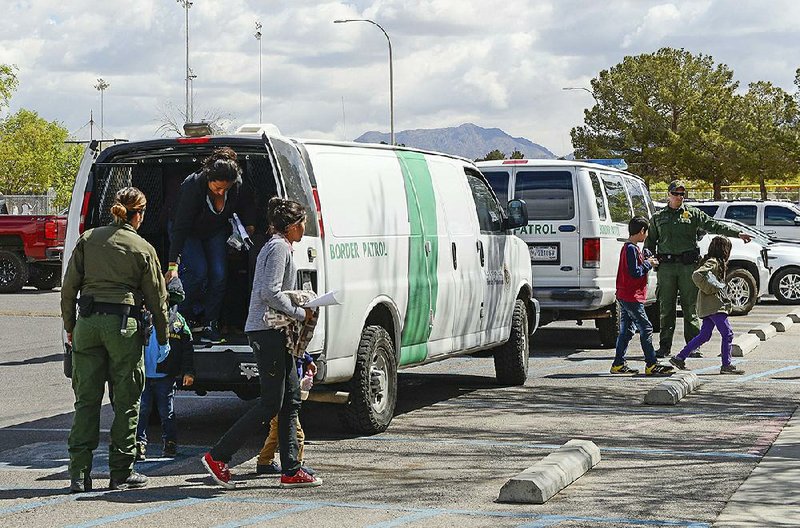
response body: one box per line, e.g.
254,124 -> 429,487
61,186 -> 170,493
201,197 -> 321,489
167,147 -> 255,343
669,236 -> 744,375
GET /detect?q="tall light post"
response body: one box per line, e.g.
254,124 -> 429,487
94,78 -> 110,142
334,18 -> 394,145
255,21 -> 263,122
188,67 -> 197,121
562,86 -> 597,104
177,0 -> 193,123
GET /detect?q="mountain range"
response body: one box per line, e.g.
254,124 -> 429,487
355,123 -> 557,161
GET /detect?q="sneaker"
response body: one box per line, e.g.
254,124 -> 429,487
256,461 -> 281,475
645,363 -> 675,376
610,363 -> 639,374
720,364 -> 745,375
69,475 -> 92,493
163,440 -> 177,458
300,465 -> 316,476
135,441 -> 146,461
201,452 -> 235,489
669,357 -> 688,371
688,351 -> 703,358
109,471 -> 148,490
279,468 -> 322,489
200,321 -> 225,344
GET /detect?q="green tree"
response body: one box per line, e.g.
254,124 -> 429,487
509,149 -> 524,159
570,48 -> 739,185
0,64 -> 18,111
476,149 -> 505,162
0,109 -> 83,207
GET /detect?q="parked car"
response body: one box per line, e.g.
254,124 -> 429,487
0,213 -> 66,292
690,200 -> 800,241
477,159 -> 658,347
63,127 -> 539,433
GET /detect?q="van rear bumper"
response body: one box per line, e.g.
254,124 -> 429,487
191,345 -> 260,386
533,287 -> 606,311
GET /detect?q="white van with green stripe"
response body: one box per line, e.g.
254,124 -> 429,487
65,127 -> 538,434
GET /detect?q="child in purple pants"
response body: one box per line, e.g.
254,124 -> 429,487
669,236 -> 744,375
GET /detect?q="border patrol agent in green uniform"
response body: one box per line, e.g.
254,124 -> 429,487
644,180 -> 751,357
61,187 -> 169,493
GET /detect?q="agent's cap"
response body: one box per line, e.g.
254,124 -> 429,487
167,276 -> 185,305
668,180 -> 687,193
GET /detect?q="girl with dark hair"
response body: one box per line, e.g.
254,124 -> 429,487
670,236 -> 744,374
201,197 -> 321,489
166,147 -> 256,343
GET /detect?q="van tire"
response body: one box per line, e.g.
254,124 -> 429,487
726,267 -> 758,316
596,302 -> 619,348
772,267 -> 800,305
493,299 -> 529,385
342,325 -> 397,434
0,250 -> 29,293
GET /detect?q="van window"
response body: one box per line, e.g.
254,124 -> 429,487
588,171 -> 607,221
600,173 -> 633,223
465,170 -> 504,233
765,205 -> 799,226
272,138 -> 317,236
695,204 -> 719,216
725,205 -> 757,225
515,170 -> 574,220
623,176 -> 649,218
482,170 -> 510,207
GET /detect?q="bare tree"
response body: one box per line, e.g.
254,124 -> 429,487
154,100 -> 234,137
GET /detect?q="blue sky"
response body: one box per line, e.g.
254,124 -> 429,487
2,0 -> 799,156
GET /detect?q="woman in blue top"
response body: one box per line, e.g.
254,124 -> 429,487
201,197 -> 321,490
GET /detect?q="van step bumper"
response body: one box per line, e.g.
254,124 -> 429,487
533,287 -> 605,311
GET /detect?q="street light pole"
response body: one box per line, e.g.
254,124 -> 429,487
177,0 -> 193,123
334,18 -> 394,145
188,68 -> 197,121
562,86 -> 597,104
255,21 -> 262,122
94,78 -> 110,144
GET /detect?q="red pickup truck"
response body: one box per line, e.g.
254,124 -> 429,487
0,214 -> 67,292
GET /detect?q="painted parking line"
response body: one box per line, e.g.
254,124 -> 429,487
0,489 -> 114,517
213,503 -> 320,528
365,510 -> 445,528
729,365 -> 800,383
63,497 -> 207,528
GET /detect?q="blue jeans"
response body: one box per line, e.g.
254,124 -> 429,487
614,300 -> 657,366
179,229 -> 228,323
136,377 -> 177,444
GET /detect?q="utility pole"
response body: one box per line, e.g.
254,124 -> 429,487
93,78 -> 110,143
255,21 -> 262,122
177,0 -> 193,123
188,67 -> 197,121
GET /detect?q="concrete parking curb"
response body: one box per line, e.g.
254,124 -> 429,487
644,372 -> 701,405
732,333 -> 760,357
749,323 -> 777,341
788,310 -> 800,323
771,316 -> 794,333
497,439 -> 600,504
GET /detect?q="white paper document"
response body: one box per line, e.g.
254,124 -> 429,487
303,290 -> 341,308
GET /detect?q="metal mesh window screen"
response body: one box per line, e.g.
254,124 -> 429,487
93,164 -> 163,234
95,165 -> 133,226
243,156 -> 275,233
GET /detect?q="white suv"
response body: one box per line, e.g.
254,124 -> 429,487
691,200 -> 800,241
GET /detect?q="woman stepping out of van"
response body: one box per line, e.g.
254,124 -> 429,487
166,147 -> 256,344
610,216 -> 674,376
201,197 -> 321,489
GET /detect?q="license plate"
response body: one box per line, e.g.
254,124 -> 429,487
529,244 -> 558,262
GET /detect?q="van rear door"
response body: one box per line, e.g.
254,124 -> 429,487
62,143 -> 99,280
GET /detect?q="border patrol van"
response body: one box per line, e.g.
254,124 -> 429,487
477,159 -> 657,347
62,126 -> 538,433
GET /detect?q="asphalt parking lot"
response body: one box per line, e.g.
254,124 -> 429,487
1,290 -> 799,527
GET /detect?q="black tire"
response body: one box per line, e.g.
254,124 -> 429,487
233,385 -> 260,401
726,267 -> 758,316
772,267 -> 800,305
0,250 -> 29,293
29,265 -> 61,290
493,299 -> 529,385
341,325 -> 397,434
596,302 -> 619,348
645,302 -> 661,333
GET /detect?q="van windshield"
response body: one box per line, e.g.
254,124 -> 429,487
514,170 -> 574,220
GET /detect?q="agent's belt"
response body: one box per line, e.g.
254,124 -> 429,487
92,302 -> 140,317
656,249 -> 700,265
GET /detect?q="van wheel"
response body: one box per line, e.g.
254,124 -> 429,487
773,267 -> 800,305
234,386 -> 260,401
726,267 -> 758,315
596,302 -> 619,348
342,325 -> 397,434
0,250 -> 29,293
493,299 -> 529,385
645,303 -> 660,333
29,265 -> 61,290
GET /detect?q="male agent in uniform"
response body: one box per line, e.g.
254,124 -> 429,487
645,180 -> 752,358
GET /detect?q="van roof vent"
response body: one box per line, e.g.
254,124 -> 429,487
234,123 -> 282,136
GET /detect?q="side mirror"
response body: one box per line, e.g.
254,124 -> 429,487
504,199 -> 528,230
696,229 -> 707,242
794,216 -> 800,226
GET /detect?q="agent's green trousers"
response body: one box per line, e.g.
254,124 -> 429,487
68,314 -> 144,481
656,262 -> 701,354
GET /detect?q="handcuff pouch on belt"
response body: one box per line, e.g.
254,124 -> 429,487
657,248 -> 701,265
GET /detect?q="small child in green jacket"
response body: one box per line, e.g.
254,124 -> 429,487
669,236 -> 744,375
